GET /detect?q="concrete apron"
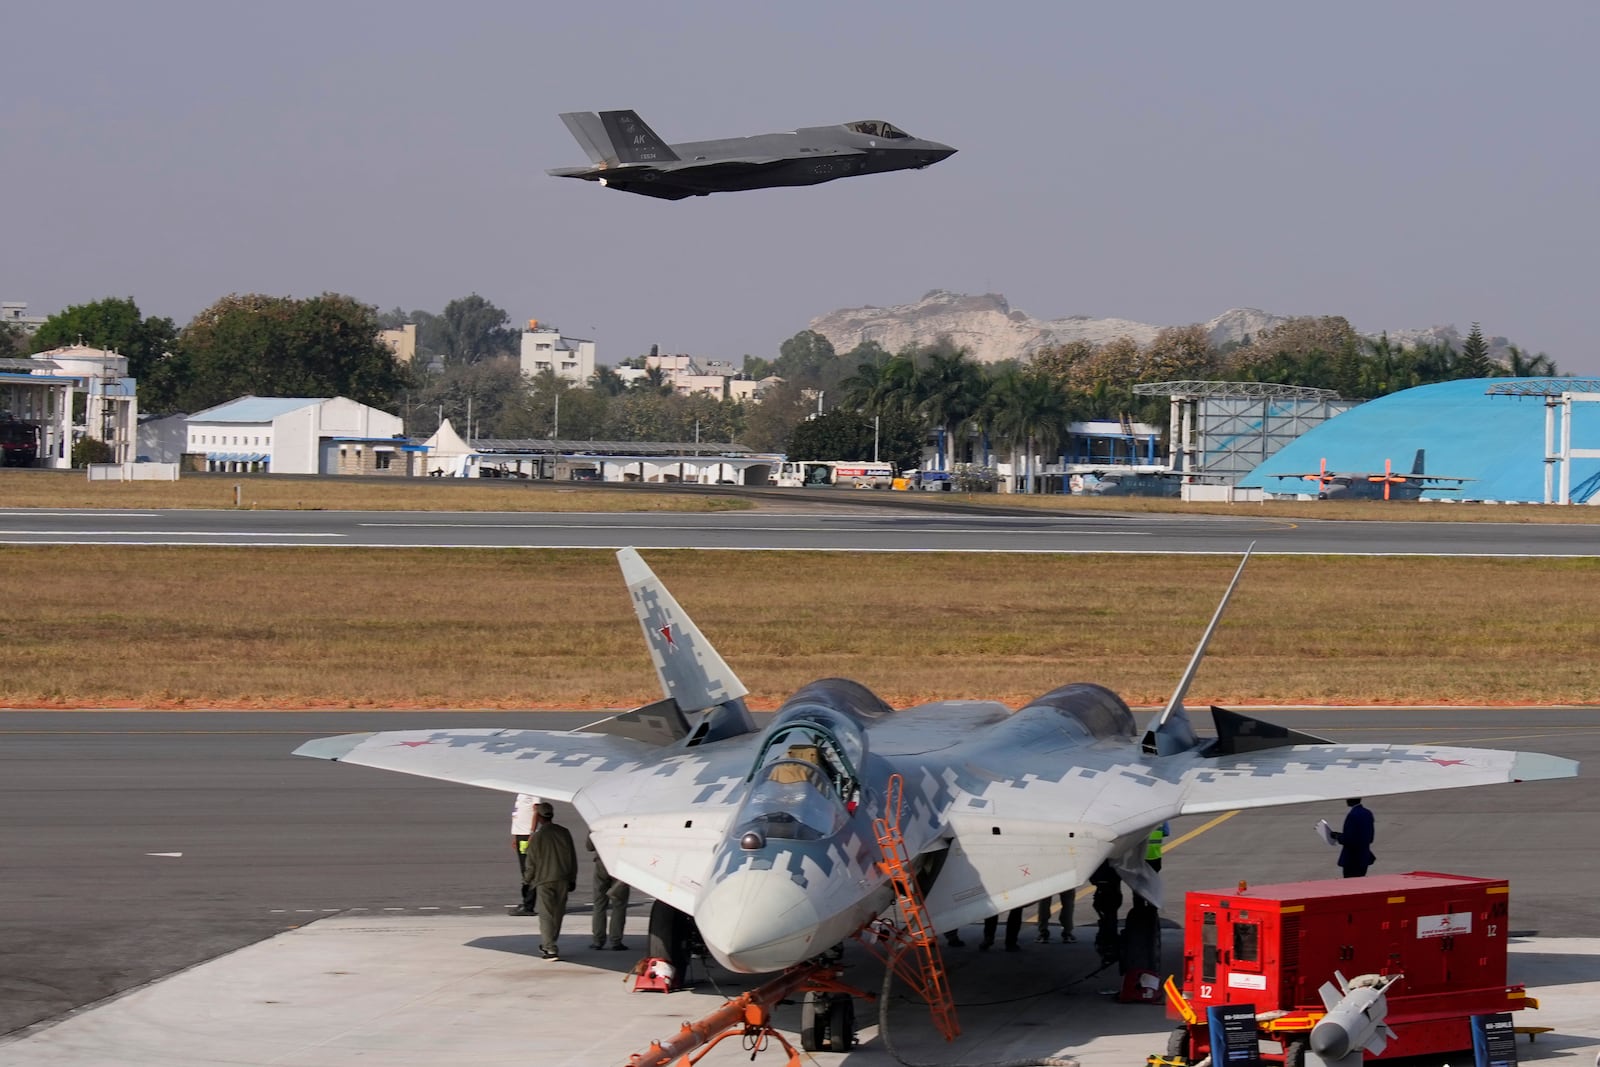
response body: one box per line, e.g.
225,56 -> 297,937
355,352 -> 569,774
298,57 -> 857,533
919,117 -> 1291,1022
0,915 -> 1594,1067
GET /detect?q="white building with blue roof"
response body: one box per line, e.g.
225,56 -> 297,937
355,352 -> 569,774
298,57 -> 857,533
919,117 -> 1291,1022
185,396 -> 413,475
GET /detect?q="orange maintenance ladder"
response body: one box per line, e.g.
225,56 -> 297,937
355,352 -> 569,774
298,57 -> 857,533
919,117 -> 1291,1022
859,772 -> 960,1042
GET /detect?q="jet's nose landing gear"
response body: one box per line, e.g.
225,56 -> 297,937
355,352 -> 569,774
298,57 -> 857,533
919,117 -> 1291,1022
799,990 -> 856,1052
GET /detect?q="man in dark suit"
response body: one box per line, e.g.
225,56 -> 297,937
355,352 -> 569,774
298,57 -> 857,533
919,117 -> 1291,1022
1329,798 -> 1376,877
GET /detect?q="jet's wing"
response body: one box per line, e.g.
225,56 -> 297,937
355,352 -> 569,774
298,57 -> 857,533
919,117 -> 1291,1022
1375,475 -> 1473,485
912,706 -> 1577,928
1177,742 -> 1575,815
293,727 -> 659,802
296,725 -> 758,913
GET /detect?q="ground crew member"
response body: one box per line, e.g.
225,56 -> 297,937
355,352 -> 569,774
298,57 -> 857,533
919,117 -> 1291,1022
509,794 -> 538,916
523,801 -> 578,959
1034,892 -> 1075,943
980,907 -> 1024,951
588,835 -> 630,950
1329,798 -> 1376,877
1145,821 -> 1169,873
1090,861 -> 1123,965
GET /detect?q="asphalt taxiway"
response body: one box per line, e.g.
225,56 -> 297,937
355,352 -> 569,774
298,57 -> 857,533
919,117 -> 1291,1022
0,707 -> 1593,1058
2,506 -> 1600,554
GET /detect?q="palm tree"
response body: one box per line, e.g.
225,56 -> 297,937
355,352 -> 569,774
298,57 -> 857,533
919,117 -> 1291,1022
916,348 -> 986,469
1502,345 -> 1557,378
590,365 -> 627,396
632,365 -> 674,396
1360,334 -> 1400,397
987,371 -> 1070,493
839,353 -> 917,416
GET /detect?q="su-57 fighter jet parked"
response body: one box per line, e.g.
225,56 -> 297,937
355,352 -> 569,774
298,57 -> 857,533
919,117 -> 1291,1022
547,110 -> 955,199
296,548 -> 1576,979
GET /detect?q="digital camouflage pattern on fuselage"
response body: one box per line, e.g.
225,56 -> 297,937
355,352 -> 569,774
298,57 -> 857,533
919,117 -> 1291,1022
296,548 -> 1576,979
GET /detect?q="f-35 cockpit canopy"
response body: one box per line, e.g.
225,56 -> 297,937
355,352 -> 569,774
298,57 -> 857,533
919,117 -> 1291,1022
844,120 -> 910,139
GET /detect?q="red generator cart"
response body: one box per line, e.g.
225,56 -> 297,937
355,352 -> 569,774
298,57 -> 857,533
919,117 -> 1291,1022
1163,871 -> 1535,1065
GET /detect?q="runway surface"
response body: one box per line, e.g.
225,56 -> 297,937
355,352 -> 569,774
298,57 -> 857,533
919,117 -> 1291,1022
1,707 -> 1593,1038
2,505 -> 1600,554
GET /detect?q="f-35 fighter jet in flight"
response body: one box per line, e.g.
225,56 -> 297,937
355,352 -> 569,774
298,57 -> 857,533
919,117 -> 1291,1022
296,548 -> 1576,981
547,111 -> 956,199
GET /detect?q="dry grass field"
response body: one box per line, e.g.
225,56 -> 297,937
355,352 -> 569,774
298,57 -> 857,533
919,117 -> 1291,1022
2,547 -> 1595,709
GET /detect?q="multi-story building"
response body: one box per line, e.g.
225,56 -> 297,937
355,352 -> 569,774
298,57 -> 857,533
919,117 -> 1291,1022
1,302 -> 47,334
642,352 -> 763,400
519,321 -> 596,385
377,323 -> 417,365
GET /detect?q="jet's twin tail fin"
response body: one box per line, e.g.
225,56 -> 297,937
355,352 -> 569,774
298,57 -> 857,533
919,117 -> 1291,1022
558,112 -> 615,165
559,110 -> 679,166
617,549 -> 752,739
599,110 -> 679,164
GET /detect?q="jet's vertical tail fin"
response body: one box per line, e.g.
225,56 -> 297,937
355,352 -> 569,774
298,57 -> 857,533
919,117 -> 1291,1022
1144,544 -> 1254,755
599,110 -> 680,163
559,112 -> 616,165
617,548 -> 748,717
1411,448 -> 1426,476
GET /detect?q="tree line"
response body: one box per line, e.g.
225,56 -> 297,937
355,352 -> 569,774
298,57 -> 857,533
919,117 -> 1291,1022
783,318 -> 1563,479
16,295 -> 1559,472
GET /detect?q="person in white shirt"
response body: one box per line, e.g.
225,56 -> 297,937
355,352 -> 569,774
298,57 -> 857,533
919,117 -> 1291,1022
510,794 -> 539,916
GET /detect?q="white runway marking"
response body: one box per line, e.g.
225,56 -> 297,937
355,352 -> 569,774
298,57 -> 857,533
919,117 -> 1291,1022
358,520 -> 1149,536
0,529 -> 343,537
144,852 -> 183,857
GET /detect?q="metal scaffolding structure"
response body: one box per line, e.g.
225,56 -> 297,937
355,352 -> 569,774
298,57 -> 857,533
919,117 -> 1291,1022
1134,381 -> 1352,484
1485,380 -> 1600,504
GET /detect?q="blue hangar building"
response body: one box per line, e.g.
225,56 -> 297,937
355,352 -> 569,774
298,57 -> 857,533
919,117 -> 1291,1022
1239,378 -> 1600,503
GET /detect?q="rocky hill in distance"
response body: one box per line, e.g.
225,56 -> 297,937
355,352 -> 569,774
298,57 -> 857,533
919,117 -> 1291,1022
807,290 -> 1503,365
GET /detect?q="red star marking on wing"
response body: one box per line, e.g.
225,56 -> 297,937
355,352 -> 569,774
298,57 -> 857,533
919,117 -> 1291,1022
1428,757 -> 1467,767
394,740 -> 435,748
1019,865 -> 1032,877
659,624 -> 675,647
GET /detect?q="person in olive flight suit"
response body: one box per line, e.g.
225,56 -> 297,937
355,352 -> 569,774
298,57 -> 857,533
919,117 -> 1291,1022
522,802 -> 578,959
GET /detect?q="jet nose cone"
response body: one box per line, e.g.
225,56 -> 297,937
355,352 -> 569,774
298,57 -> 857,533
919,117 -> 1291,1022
925,142 -> 956,162
695,869 -> 820,974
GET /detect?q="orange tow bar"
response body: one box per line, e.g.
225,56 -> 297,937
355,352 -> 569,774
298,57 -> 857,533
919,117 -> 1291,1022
625,960 -> 870,1067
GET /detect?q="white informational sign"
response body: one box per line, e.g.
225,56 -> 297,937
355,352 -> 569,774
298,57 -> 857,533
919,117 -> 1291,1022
1228,971 -> 1268,990
1417,911 -> 1473,938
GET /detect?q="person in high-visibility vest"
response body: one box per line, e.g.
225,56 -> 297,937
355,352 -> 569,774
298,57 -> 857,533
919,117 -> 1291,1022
510,794 -> 539,916
1145,821 -> 1169,873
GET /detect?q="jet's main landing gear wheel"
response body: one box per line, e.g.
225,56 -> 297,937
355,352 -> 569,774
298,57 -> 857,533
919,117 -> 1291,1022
647,900 -> 694,985
799,991 -> 856,1052
827,995 -> 856,1051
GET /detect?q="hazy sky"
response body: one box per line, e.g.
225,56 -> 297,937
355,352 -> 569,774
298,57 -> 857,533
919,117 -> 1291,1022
6,2 -> 1596,370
